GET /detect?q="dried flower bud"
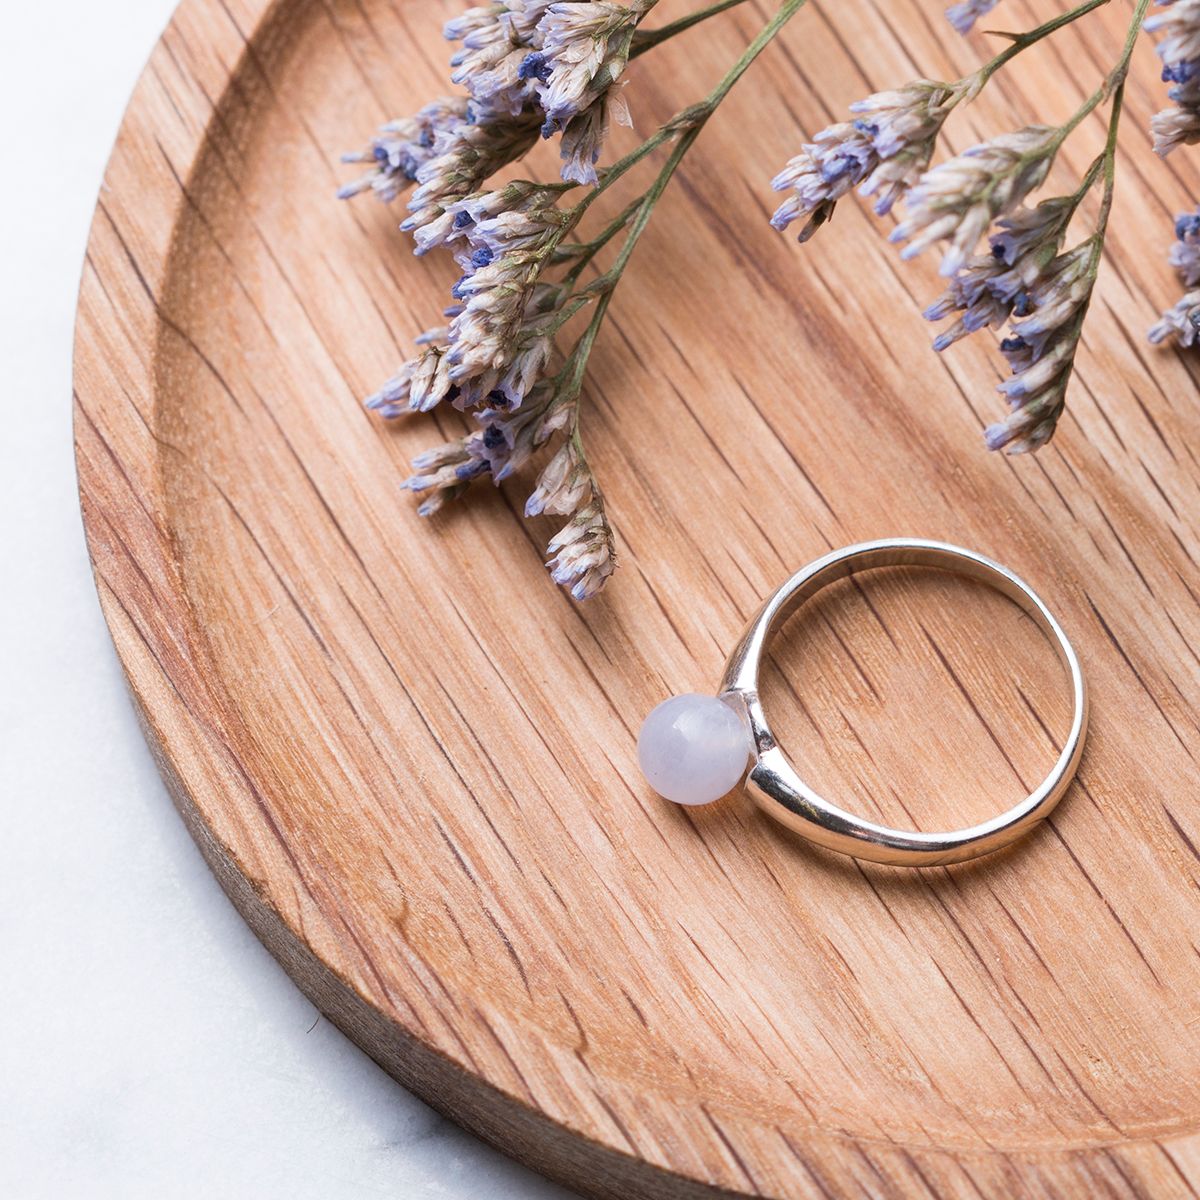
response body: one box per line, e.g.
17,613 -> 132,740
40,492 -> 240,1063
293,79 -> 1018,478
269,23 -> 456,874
986,241 -> 1097,453
401,105 -> 543,243
1149,291 -> 1200,345
446,0 -> 555,116
366,340 -> 455,417
1151,105 -> 1200,156
923,195 -> 1075,350
1147,0 -> 1200,156
515,0 -> 653,181
525,434 -> 592,515
546,499 -> 616,599
559,88 -> 629,185
338,98 -> 471,202
1172,207 -> 1200,286
471,379 -> 565,479
891,124 -> 1060,276
402,434 -> 491,514
534,1 -> 650,131
770,81 -> 956,240
1150,205 -> 1200,344
945,0 -> 1000,35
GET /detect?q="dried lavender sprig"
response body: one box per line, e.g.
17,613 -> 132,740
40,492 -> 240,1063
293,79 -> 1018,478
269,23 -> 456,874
560,90 -> 634,185
1151,206 -> 1200,344
337,98 -> 471,202
395,0 -> 811,599
1147,0 -> 1200,155
893,0 -> 1146,278
909,0 -> 1163,456
560,0 -> 815,329
341,0 -> 748,211
401,379 -> 570,508
985,0 -> 1151,449
983,239 -> 1100,451
771,80 -> 964,242
505,0 -> 751,182
770,0 -> 1109,247
1150,290 -> 1200,344
985,31 -> 1146,453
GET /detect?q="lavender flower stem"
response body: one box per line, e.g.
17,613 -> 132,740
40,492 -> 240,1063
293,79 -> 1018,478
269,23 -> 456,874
977,0 -> 1111,80
1052,0 -> 1151,144
606,131 -> 700,280
1096,119 -> 1123,237
1093,31 -> 1138,250
580,0 -> 807,213
976,0 -> 1147,453
560,196 -> 645,286
540,0 -> 811,399
1048,87 -> 1129,370
631,0 -> 750,56
947,0 -> 1147,245
563,0 -> 809,400
702,0 -> 808,106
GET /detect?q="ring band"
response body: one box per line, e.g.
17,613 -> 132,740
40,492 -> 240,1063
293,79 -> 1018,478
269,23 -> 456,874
717,538 -> 1088,866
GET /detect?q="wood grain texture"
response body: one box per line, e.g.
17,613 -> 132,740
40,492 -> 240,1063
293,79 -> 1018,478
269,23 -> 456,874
73,0 -> 1200,1195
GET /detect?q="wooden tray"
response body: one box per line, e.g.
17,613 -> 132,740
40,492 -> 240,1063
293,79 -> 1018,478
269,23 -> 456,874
74,0 -> 1200,1195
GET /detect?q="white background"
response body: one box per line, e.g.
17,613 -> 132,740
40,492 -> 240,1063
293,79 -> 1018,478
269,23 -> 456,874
0,4 -> 573,1196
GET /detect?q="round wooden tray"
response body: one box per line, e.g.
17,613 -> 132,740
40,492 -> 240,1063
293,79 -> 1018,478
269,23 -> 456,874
75,0 -> 1200,1195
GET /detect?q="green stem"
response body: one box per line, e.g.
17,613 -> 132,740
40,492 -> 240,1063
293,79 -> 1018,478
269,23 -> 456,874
630,0 -> 749,56
604,130 -> 700,283
1028,0 -> 1145,403
978,0 -> 1111,81
702,0 -> 807,108
1040,73 -> 1132,426
564,132 -> 700,397
1074,153 -> 1105,202
560,0 -> 808,431
558,195 -> 644,285
574,127 -> 677,218
1054,0 -> 1151,143
927,0 -> 1110,137
580,0 -> 806,211
964,0 -> 1147,219
1092,69 -> 1131,250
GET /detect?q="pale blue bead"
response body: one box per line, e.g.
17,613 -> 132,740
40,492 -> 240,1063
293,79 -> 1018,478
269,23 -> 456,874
637,694 -> 751,806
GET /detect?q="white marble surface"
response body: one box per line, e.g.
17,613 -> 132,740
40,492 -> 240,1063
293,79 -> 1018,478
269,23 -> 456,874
0,5 -> 576,1196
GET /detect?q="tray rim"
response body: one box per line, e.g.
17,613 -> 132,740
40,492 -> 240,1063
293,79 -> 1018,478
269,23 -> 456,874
71,0 -> 1200,1195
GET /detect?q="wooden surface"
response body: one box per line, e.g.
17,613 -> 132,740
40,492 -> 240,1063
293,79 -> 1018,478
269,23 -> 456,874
74,0 -> 1200,1195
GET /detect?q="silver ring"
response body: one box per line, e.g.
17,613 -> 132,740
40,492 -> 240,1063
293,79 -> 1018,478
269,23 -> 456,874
717,538 -> 1087,866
